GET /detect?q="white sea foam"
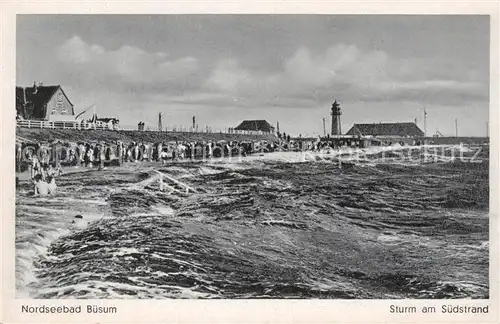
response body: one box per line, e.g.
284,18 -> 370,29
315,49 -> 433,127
16,190 -> 107,297
112,247 -> 141,257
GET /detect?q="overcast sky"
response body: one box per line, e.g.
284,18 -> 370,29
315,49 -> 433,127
17,15 -> 490,136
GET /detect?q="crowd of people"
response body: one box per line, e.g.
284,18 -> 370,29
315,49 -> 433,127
16,140 -> 271,170
16,135 -> 379,196
17,136 -> 380,173
15,138 -> 301,195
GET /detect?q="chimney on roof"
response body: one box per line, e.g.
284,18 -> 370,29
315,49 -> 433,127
33,81 -> 38,94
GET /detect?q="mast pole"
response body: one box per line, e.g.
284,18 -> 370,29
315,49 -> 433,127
424,108 -> 427,137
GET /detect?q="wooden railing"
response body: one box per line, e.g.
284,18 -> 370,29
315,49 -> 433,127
16,120 -> 274,136
16,120 -> 117,131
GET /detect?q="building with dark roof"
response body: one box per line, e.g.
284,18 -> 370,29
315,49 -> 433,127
16,83 -> 75,121
346,122 -> 424,138
234,120 -> 275,133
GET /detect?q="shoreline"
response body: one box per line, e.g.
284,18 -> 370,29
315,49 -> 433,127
16,143 -> 488,183
15,170 -> 111,298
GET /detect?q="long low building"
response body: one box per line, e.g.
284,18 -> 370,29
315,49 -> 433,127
234,120 -> 275,134
345,122 -> 424,138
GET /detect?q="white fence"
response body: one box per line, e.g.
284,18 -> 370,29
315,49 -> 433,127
17,120 -> 117,131
17,120 -> 273,136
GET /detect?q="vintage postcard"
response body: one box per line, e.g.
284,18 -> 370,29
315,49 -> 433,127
1,1 -> 498,323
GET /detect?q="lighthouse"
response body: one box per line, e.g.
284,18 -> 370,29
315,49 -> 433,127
331,99 -> 342,135
158,112 -> 163,131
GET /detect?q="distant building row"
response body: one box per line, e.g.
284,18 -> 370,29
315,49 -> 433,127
15,84 -> 423,138
345,122 -> 424,137
225,119 -> 424,138
233,120 -> 275,133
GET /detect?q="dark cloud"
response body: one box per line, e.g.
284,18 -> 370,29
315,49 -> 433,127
54,35 -> 489,114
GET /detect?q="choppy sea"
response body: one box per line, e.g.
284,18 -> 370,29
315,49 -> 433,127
15,145 -> 489,299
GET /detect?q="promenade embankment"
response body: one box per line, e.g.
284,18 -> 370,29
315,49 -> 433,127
17,128 -> 277,143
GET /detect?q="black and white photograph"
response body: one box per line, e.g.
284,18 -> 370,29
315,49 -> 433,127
12,13 -> 491,302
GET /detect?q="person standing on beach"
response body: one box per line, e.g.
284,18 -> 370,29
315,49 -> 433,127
126,143 -> 132,162
128,142 -> 133,161
77,142 -> 84,167
134,142 -> 140,162
205,141 -> 212,159
30,154 -> 41,181
54,141 -> 63,170
121,142 -> 126,163
139,143 -> 144,161
128,142 -> 134,161
180,142 -> 187,160
147,143 -> 153,162
87,144 -> 95,167
82,144 -> 89,167
122,142 -> 127,163
139,143 -> 146,161
188,142 -> 194,160
98,143 -> 106,170
92,144 -> 99,167
156,142 -> 163,162
67,144 -> 76,166
39,145 -> 50,177
115,141 -> 122,166
15,142 -> 22,173
144,143 -> 149,161
160,144 -> 168,165
94,144 -> 100,168
171,142 -> 177,160
175,142 -> 182,160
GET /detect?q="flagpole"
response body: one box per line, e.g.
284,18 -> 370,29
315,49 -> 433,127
424,108 -> 427,138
